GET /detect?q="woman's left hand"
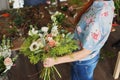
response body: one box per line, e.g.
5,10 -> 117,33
43,58 -> 56,67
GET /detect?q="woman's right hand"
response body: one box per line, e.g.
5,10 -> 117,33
43,58 -> 56,67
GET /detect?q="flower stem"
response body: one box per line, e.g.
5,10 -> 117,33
53,66 -> 61,78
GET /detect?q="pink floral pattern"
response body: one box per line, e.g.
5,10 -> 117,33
86,16 -> 94,24
101,11 -> 109,17
91,30 -> 101,42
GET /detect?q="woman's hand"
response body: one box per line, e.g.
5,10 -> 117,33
43,48 -> 91,67
43,58 -> 56,67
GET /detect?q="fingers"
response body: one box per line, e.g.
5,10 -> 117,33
43,58 -> 49,67
43,58 -> 55,67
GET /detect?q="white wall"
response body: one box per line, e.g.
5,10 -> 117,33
0,0 -> 9,11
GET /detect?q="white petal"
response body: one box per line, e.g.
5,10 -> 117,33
41,27 -> 49,33
29,42 -> 40,51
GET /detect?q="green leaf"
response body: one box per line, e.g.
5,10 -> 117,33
0,56 -> 6,74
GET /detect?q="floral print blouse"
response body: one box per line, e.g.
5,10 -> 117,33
74,0 -> 115,61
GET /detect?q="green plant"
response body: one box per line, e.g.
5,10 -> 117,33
51,0 -> 56,3
68,0 -> 84,7
0,56 -> 6,74
6,26 -> 18,35
9,9 -> 24,26
100,49 -> 115,61
114,0 -> 120,21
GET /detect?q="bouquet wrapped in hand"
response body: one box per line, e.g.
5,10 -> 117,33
20,11 -> 78,80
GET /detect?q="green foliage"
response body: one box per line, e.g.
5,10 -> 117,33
13,15 -> 24,26
114,0 -> 120,11
6,26 -> 18,35
50,40 -> 78,56
50,35 -> 78,57
51,11 -> 66,25
56,14 -> 65,24
61,6 -> 68,11
9,9 -> 24,26
0,56 -> 6,74
114,0 -> 120,20
68,0 -> 84,7
20,35 -> 42,64
20,37 -> 34,56
28,53 -> 41,64
100,49 -> 115,60
51,0 -> 56,3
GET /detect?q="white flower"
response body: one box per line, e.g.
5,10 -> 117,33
1,49 -> 12,58
52,25 -> 58,30
51,11 -> 64,24
51,25 -> 58,36
37,38 -> 45,48
51,15 -> 57,23
47,37 -> 53,42
29,41 -> 40,51
62,34 -> 65,37
39,38 -> 46,47
41,27 -> 49,33
55,11 -> 60,15
29,39 -> 45,51
39,33 -> 43,38
28,28 -> 38,36
38,42 -> 44,48
51,11 -> 60,23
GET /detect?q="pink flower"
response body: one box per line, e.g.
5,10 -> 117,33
4,57 -> 13,66
48,39 -> 56,47
46,34 -> 56,47
46,0 -> 51,4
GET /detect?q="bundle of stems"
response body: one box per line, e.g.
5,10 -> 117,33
40,66 -> 61,80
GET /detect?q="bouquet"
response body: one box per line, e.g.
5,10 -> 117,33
0,35 -> 14,76
20,11 -> 78,80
